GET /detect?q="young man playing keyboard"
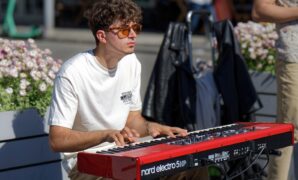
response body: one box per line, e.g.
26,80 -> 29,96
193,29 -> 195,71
47,0 -> 200,179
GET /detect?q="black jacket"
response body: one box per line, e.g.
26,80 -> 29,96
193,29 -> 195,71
142,22 -> 197,130
213,20 -> 262,124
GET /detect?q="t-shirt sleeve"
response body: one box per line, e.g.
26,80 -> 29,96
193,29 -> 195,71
47,76 -> 78,128
129,56 -> 142,111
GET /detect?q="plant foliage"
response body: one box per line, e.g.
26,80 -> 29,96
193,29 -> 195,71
234,21 -> 278,75
0,38 -> 62,116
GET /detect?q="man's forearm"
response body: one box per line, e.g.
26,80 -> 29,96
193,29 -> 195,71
49,125 -> 111,152
252,0 -> 298,23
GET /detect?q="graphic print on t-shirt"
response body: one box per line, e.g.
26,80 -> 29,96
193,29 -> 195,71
120,91 -> 133,104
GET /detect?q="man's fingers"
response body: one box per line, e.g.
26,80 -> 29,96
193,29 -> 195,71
121,127 -> 140,142
131,129 -> 140,138
171,127 -> 188,136
121,127 -> 132,138
121,127 -> 140,138
150,129 -> 161,137
152,126 -> 187,138
125,129 -> 139,143
165,131 -> 176,138
113,133 -> 125,146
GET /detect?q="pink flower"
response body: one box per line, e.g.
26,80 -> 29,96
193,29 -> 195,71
0,38 -> 62,115
234,21 -> 278,74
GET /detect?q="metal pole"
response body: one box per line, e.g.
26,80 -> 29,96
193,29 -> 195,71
186,10 -> 215,72
44,0 -> 55,38
186,11 -> 194,72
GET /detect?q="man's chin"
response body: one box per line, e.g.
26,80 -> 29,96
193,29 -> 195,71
125,49 -> 135,54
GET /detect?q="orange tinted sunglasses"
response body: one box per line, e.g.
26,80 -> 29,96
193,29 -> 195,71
108,23 -> 142,39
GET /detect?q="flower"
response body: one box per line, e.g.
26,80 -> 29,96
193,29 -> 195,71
0,38 -> 62,116
234,21 -> 278,74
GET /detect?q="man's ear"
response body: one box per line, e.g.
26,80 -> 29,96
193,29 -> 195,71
96,30 -> 106,43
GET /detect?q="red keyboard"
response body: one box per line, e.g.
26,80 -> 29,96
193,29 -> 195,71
77,122 -> 294,180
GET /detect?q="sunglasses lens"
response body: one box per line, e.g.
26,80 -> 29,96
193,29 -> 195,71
118,28 -> 130,38
110,24 -> 142,39
132,24 -> 142,34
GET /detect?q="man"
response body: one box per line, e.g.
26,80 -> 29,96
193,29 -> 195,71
48,0 -> 188,179
252,1 -> 298,180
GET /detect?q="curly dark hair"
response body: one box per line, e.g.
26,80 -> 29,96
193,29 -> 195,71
84,0 -> 142,44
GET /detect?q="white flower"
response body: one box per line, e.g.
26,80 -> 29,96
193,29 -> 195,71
241,43 -> 247,49
29,50 -> 37,57
44,48 -> 52,55
20,79 -> 30,90
26,60 -> 34,69
19,89 -> 27,96
20,83 -> 27,90
20,73 -> 27,78
268,55 -> 274,60
5,87 -> 13,94
9,68 -> 18,78
0,38 -> 62,115
39,82 -> 47,92
257,63 -> 263,69
28,38 -> 35,44
51,64 -> 60,73
45,77 -> 53,86
30,70 -> 41,81
234,21 -> 278,74
250,52 -> 257,59
48,70 -> 56,79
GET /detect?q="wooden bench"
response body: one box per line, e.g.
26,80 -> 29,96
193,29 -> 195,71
0,109 -> 69,180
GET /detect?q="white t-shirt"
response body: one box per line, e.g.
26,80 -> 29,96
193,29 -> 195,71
47,50 -> 142,172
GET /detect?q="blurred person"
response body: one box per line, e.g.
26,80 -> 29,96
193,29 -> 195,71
74,0 -> 96,26
186,0 -> 216,32
155,0 -> 187,30
214,0 -> 237,21
47,0 -> 189,179
252,0 -> 298,180
175,0 -> 188,22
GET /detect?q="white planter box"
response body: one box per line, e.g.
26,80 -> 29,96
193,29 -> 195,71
0,108 -> 68,180
0,108 -> 49,141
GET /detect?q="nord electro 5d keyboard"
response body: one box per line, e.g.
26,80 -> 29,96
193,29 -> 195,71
77,122 -> 294,180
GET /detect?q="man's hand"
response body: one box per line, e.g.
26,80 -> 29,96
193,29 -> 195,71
105,127 -> 140,146
147,122 -> 188,138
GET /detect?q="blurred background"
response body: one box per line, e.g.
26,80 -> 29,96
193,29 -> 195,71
0,0 -> 255,100
0,0 -> 252,33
